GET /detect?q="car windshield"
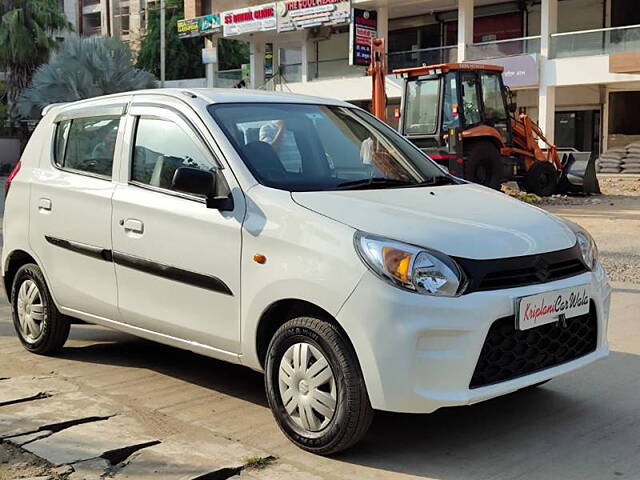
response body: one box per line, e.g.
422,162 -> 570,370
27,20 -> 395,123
208,103 -> 451,192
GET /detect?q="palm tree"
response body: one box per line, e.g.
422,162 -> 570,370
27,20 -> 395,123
0,0 -> 71,120
17,36 -> 157,119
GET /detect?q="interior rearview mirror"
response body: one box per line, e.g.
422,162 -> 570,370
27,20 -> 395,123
171,167 -> 234,211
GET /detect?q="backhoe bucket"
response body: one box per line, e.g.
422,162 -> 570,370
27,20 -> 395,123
557,152 -> 601,195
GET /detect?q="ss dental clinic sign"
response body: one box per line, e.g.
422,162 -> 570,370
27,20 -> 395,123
223,4 -> 277,36
277,0 -> 350,32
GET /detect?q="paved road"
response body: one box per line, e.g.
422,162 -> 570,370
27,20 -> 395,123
1,203 -> 639,479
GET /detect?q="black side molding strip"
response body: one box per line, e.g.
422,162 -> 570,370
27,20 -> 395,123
112,251 -> 233,296
44,235 -> 232,296
45,236 -> 113,262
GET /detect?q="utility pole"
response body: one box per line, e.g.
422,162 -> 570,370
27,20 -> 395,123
160,0 -> 166,87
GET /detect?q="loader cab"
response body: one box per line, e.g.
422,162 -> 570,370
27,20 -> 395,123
398,64 -> 512,156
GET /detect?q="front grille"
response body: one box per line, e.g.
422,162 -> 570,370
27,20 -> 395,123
469,303 -> 597,389
455,243 -> 588,293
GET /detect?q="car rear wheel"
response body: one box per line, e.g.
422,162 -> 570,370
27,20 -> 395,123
264,317 -> 373,455
11,263 -> 70,355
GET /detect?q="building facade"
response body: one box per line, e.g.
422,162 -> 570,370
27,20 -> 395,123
62,0 -> 156,52
183,0 -> 640,156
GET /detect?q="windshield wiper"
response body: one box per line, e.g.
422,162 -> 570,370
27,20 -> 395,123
335,177 -> 416,190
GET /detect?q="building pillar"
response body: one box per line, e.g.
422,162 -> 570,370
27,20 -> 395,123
301,33 -> 313,83
457,0 -> 473,61
538,84 -> 556,145
540,0 -> 558,59
538,0 -> 558,145
205,37 -> 218,88
377,5 -> 389,55
250,38 -> 265,89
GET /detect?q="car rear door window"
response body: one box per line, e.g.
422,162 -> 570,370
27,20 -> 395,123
131,117 -> 219,195
56,116 -> 120,178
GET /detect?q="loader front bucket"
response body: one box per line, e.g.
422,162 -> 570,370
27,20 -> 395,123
557,152 -> 601,195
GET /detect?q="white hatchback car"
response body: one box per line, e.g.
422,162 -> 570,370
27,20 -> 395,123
3,89 -> 610,454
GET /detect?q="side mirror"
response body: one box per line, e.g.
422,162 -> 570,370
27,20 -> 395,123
171,167 -> 234,211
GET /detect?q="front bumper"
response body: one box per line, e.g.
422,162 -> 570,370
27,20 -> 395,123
336,263 -> 611,413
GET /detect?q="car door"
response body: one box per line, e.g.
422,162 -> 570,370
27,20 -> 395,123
111,102 -> 244,354
28,103 -> 126,320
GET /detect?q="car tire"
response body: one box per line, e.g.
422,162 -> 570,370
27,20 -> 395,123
524,161 -> 559,197
466,140 -> 504,190
11,263 -> 70,355
264,316 -> 373,455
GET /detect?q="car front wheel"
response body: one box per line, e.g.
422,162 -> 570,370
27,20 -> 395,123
264,316 -> 373,455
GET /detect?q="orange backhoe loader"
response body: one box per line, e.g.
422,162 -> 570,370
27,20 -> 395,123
368,38 -> 599,196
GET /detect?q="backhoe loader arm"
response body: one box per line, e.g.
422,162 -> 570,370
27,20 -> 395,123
368,38 -> 387,123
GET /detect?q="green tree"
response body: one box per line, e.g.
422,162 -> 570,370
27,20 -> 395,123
0,0 -> 71,120
136,0 -> 204,80
17,36 -> 156,119
218,38 -> 249,72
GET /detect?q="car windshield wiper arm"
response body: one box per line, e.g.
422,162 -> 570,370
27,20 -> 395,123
416,175 -> 458,186
335,177 -> 416,190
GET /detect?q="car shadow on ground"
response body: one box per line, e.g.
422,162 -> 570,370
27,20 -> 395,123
50,324 -> 640,479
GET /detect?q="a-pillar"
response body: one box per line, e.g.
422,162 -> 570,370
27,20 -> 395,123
250,38 -> 266,89
204,36 -> 218,88
457,0 -> 473,61
538,0 -> 558,144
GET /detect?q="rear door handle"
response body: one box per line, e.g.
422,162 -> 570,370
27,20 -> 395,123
38,198 -> 52,212
122,218 -> 144,235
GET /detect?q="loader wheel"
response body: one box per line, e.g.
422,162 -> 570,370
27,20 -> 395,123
466,141 -> 504,190
524,162 -> 559,197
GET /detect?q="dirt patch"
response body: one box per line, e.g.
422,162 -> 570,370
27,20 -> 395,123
0,441 -> 56,479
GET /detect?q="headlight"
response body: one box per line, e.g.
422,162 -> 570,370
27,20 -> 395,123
564,221 -> 598,270
354,232 -> 466,297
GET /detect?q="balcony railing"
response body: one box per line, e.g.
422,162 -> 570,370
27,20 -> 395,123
551,24 -> 640,58
466,36 -> 541,61
387,46 -> 458,71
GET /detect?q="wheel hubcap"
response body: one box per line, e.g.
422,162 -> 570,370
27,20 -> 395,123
16,279 -> 45,344
278,342 -> 337,432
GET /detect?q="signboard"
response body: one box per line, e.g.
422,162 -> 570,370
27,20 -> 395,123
222,4 -> 277,37
277,0 -> 350,33
470,54 -> 538,88
177,14 -> 222,38
201,47 -> 218,64
349,8 -> 377,66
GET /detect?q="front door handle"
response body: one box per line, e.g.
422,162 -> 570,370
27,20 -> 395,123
38,198 -> 52,212
122,218 -> 144,235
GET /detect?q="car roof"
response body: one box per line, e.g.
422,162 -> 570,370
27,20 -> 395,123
49,88 -> 352,115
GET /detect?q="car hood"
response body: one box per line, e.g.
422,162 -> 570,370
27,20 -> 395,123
291,184 -> 576,260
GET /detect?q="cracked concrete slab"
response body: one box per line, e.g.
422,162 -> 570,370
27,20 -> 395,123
238,463 -> 325,480
23,415 -> 158,466
0,391 -> 118,438
6,430 -> 53,446
0,376 -> 74,406
68,458 -> 111,480
112,431 -> 264,480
